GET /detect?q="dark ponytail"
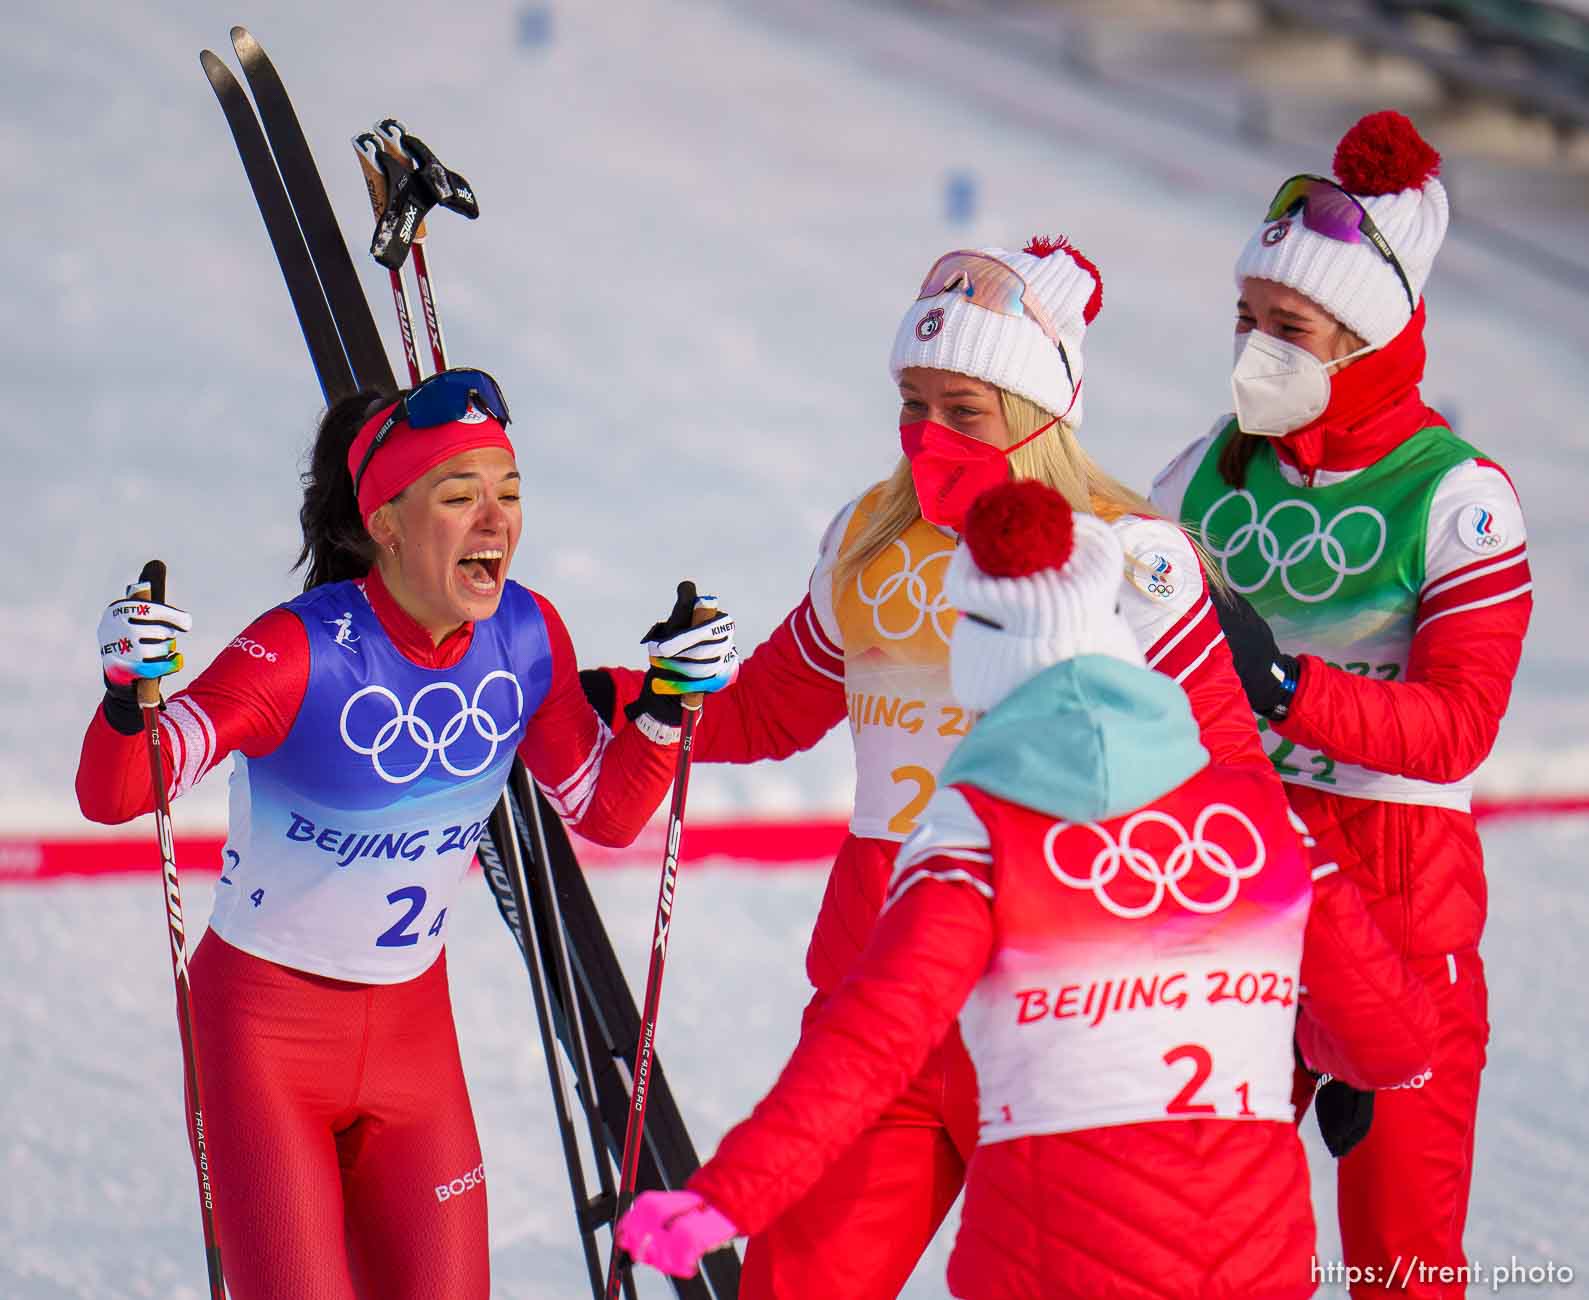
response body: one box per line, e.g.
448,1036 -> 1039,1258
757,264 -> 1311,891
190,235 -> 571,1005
294,387 -> 401,591
1216,429 -> 1268,488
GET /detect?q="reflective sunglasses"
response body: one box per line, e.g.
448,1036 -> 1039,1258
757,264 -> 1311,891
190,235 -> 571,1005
1263,174 -> 1416,314
353,367 -> 511,497
917,251 -> 1076,388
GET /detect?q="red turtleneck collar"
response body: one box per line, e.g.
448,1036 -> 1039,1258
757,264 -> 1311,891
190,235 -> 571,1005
360,564 -> 475,669
1273,302 -> 1447,480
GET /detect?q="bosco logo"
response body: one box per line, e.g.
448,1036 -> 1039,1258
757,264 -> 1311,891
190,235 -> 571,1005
1042,803 -> 1266,919
916,307 -> 945,342
1261,219 -> 1290,247
856,538 -> 956,644
229,635 -> 278,663
340,671 -> 525,784
1201,488 -> 1386,603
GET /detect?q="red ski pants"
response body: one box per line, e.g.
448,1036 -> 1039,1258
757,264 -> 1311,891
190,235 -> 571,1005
1326,949 -> 1489,1299
738,991 -> 980,1300
188,933 -> 489,1300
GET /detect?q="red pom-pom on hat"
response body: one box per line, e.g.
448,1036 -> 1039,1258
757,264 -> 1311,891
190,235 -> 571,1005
963,479 -> 1076,579
1333,111 -> 1441,197
1023,234 -> 1104,324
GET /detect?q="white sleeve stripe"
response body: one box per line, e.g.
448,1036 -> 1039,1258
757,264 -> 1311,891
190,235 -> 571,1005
162,697 -> 216,799
157,715 -> 186,786
1421,548 -> 1529,599
1414,583 -> 1533,634
1311,862 -> 1340,881
548,730 -> 604,799
802,605 -> 843,661
895,845 -> 995,872
1145,598 -> 1213,669
538,722 -> 611,822
793,613 -> 845,684
1170,631 -> 1223,685
168,698 -> 212,793
881,866 -> 995,913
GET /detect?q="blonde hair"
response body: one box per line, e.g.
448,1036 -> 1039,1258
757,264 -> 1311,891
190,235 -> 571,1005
837,390 -> 1197,593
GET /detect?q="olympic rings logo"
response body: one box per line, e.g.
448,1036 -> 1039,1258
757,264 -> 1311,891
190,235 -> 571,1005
340,670 -> 525,785
856,538 -> 956,643
1200,489 -> 1386,604
1042,803 -> 1267,919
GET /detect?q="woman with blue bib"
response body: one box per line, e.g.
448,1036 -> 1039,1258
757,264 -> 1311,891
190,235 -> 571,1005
77,368 -> 739,1300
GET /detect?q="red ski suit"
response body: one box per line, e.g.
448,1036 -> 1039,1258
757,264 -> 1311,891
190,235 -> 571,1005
683,655 -> 1436,1300
77,569 -> 677,1300
604,484 -> 1280,1298
1151,314 -> 1533,1298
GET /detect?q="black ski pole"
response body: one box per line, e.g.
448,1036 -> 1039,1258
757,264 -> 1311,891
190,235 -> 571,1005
135,560 -> 227,1300
351,133 -> 424,385
373,120 -> 460,373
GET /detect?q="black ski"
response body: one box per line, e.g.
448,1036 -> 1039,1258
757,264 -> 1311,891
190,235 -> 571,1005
480,767 -> 741,1300
229,26 -> 395,394
200,50 -> 355,402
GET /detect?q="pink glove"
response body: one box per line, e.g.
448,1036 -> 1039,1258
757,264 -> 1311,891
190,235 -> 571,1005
614,1190 -> 738,1279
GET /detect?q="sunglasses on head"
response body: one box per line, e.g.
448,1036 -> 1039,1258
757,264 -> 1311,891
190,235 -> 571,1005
917,251 -> 1076,388
1263,174 -> 1416,315
353,367 -> 511,498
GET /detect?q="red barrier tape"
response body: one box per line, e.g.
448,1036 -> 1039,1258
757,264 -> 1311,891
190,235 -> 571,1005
4,800 -> 1585,884
0,818 -> 854,884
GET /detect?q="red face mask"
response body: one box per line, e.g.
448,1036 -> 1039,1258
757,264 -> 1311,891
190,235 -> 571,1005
900,417 -> 1057,530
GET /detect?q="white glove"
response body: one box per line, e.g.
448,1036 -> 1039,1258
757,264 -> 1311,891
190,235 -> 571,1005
643,598 -> 739,696
98,578 -> 192,690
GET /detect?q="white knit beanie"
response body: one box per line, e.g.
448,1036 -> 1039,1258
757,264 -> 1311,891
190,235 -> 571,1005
945,479 -> 1144,715
1236,111 -> 1448,348
890,236 -> 1103,427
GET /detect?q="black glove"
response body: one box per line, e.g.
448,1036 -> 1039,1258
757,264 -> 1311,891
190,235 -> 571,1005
1209,585 -> 1298,719
579,668 -> 619,729
625,581 -> 704,730
1314,1079 -> 1375,1158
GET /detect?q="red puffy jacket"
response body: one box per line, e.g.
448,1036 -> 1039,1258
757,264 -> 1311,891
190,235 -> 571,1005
687,757 -> 1434,1298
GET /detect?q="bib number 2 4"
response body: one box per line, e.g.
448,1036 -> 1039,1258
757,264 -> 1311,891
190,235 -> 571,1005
376,885 -> 448,948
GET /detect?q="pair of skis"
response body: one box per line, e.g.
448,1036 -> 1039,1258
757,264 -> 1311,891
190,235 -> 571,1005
197,27 -> 739,1300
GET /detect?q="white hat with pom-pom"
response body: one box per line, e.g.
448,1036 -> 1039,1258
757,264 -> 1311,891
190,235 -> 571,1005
1236,111 -> 1448,348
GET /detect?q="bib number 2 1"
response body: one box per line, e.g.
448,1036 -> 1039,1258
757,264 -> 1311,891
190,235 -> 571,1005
1163,1044 -> 1255,1118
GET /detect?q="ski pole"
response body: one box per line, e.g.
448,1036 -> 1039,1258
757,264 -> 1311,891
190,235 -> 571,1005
351,133 -> 423,385
606,621 -> 712,1300
375,120 -> 450,372
135,559 -> 227,1300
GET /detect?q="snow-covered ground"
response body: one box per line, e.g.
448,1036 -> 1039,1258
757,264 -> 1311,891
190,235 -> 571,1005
6,0 -> 1587,1294
3,815 -> 1586,1298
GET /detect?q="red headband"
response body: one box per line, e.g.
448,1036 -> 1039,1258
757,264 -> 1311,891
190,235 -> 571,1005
348,400 -> 516,523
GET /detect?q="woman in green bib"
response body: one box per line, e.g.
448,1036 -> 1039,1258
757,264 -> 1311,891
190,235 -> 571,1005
1151,111 -> 1533,1298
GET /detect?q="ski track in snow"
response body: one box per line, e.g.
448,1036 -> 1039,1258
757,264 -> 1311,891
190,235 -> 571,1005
3,817 -> 1586,1298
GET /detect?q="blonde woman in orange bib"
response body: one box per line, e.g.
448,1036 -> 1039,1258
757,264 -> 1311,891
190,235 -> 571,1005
585,236 -> 1275,1299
